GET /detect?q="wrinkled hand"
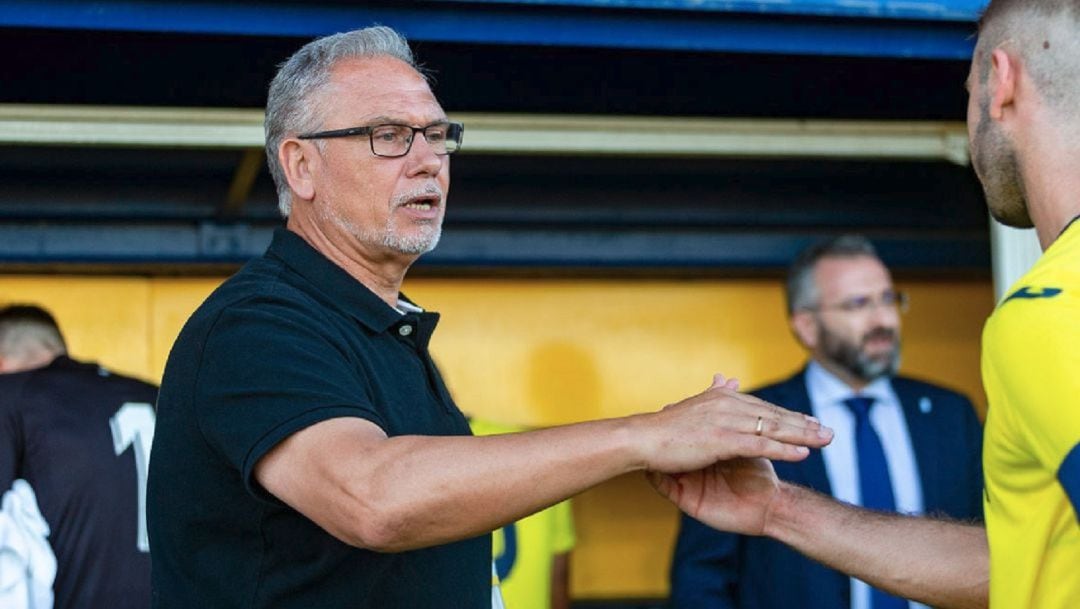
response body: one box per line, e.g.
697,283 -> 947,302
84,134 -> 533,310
649,457 -> 780,536
636,373 -> 832,475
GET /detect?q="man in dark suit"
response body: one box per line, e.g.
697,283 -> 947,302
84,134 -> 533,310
669,235 -> 984,609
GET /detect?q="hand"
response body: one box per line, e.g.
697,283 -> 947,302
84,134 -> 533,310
634,373 -> 832,475
649,457 -> 780,536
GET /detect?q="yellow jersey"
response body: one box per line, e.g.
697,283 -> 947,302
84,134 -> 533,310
982,219 -> 1080,609
470,419 -> 577,609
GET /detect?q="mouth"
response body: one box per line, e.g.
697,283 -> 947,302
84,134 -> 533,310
395,189 -> 443,215
402,194 -> 439,211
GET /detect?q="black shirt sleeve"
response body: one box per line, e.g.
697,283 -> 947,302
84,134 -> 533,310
192,296 -> 386,501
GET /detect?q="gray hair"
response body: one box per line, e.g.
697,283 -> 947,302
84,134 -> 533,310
264,26 -> 423,217
785,235 -> 880,315
0,304 -> 67,360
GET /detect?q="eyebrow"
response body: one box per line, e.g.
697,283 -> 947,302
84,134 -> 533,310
361,115 -> 450,126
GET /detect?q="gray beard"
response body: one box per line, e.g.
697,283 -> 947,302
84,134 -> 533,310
319,194 -> 443,256
380,221 -> 442,255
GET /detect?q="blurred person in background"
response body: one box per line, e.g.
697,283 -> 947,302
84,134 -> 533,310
0,304 -> 157,609
670,235 -> 983,609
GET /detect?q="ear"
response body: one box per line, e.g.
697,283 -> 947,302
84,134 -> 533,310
988,48 -> 1018,121
279,138 -> 318,202
790,311 -> 819,350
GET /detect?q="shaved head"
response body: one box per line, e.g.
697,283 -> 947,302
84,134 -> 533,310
976,0 -> 1080,121
0,304 -> 67,373
967,0 -> 1080,229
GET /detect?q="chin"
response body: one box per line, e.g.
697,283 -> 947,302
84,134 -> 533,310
989,202 -> 1034,229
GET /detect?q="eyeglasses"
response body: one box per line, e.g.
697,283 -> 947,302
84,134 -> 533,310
297,121 -> 464,158
807,290 -> 909,315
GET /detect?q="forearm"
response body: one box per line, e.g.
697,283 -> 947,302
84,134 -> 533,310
262,384 -> 830,552
344,417 -> 643,551
766,483 -> 988,609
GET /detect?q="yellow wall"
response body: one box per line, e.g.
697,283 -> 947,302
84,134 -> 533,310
0,274 -> 994,598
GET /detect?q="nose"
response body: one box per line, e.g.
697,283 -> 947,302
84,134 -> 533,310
405,133 -> 445,177
869,299 -> 900,327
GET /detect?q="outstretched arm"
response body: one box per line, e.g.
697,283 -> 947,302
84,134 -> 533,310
652,459 -> 988,609
255,375 -> 832,553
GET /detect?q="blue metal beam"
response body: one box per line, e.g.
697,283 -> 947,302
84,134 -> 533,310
0,222 -> 989,271
0,1 -> 980,59
428,0 -> 988,22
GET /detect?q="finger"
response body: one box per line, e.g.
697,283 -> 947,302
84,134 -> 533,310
754,415 -> 833,448
709,373 -> 728,389
709,391 -> 824,431
728,434 -> 813,462
729,412 -> 829,445
725,377 -> 740,391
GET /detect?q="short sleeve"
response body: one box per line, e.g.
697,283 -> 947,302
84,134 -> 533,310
193,297 -> 385,498
986,294 -> 1080,503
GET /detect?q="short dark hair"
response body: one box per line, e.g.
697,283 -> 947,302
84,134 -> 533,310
785,235 -> 880,315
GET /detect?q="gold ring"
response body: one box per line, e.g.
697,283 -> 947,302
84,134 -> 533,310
755,416 -> 764,436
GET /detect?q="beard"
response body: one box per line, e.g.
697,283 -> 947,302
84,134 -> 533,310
379,218 -> 442,255
320,186 -> 444,256
819,324 -> 901,383
972,93 -> 1034,228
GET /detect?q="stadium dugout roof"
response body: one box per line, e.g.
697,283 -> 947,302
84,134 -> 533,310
0,0 -> 993,272
1,0 -> 983,58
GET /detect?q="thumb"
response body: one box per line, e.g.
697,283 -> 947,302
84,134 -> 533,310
647,471 -> 679,501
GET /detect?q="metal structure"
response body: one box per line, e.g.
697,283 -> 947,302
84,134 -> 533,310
0,0 -> 991,272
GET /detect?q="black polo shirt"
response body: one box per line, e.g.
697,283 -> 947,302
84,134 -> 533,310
0,357 -> 156,609
148,228 -> 489,608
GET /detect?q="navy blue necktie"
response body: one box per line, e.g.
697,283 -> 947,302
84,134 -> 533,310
844,396 -> 908,609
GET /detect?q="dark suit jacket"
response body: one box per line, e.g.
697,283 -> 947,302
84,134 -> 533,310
668,368 -> 984,609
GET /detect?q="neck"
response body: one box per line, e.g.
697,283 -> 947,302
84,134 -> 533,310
1019,119 -> 1080,250
0,350 -> 60,374
287,214 -> 415,308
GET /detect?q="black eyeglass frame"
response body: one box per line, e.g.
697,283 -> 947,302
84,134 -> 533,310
296,121 -> 464,158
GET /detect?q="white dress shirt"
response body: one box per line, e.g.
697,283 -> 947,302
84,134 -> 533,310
804,360 -> 928,609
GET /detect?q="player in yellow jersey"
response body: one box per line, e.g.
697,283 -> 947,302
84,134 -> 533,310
470,419 -> 576,609
649,1 -> 1080,608
981,217 -> 1080,608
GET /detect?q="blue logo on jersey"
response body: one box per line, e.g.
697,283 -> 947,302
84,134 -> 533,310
1004,286 -> 1063,303
494,522 -> 518,580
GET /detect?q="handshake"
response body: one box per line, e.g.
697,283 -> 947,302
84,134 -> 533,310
635,373 -> 833,536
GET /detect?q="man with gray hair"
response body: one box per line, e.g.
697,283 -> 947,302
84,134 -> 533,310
655,1 -> 1080,608
147,26 -> 831,608
670,235 -> 983,609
